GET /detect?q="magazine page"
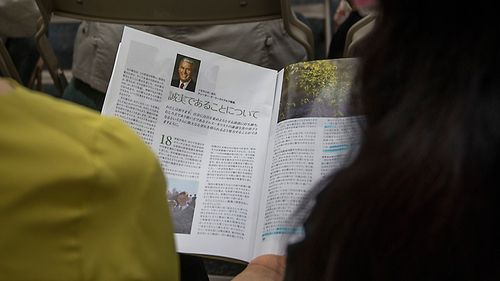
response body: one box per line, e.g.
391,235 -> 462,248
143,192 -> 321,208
102,27 -> 278,262
252,58 -> 365,258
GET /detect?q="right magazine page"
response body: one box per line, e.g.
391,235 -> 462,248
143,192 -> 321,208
253,58 -> 365,258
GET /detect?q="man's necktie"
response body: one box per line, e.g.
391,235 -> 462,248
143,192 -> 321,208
180,83 -> 184,89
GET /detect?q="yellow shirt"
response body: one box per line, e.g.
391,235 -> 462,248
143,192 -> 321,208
0,81 -> 179,281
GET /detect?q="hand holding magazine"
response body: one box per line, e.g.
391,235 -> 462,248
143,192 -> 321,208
102,27 -> 364,262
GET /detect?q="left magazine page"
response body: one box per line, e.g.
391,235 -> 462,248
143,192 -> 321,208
102,27 -> 278,262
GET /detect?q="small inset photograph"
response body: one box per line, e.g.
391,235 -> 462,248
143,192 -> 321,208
278,58 -> 361,122
166,177 -> 199,234
170,54 -> 201,92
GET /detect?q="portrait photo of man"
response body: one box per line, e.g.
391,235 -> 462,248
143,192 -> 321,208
170,54 -> 200,92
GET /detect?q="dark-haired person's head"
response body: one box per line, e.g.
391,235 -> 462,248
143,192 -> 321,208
287,0 -> 500,280
176,192 -> 189,207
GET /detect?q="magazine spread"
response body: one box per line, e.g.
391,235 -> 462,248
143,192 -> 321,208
102,26 -> 363,262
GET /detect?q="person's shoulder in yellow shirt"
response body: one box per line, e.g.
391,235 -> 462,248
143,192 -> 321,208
0,78 -> 179,281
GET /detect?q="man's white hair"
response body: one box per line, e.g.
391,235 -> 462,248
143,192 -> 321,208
180,57 -> 194,65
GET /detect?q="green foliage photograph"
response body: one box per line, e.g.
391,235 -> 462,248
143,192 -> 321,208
279,59 -> 359,122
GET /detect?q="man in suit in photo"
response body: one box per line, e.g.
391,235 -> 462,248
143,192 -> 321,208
173,192 -> 195,234
171,57 -> 197,92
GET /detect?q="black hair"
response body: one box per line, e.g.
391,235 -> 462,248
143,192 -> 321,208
286,0 -> 500,280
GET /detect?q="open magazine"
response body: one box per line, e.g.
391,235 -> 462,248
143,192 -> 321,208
102,26 -> 364,263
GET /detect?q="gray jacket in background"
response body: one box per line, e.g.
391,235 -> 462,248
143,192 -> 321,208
72,20 -> 307,93
0,0 -> 39,38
